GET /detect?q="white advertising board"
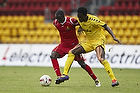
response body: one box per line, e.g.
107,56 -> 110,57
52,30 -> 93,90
0,44 -> 140,69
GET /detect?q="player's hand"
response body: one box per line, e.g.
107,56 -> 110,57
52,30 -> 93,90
78,30 -> 84,35
78,26 -> 84,35
113,37 -> 121,44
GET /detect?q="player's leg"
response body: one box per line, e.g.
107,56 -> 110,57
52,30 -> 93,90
50,51 -> 61,77
51,50 -> 69,84
57,44 -> 85,84
76,55 -> 97,80
77,59 -> 101,87
62,42 -> 94,76
54,50 -> 75,84
95,46 -> 119,87
74,42 -> 100,82
63,44 -> 84,75
62,42 -> 92,76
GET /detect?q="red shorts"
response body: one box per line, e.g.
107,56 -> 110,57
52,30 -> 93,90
52,44 -> 84,61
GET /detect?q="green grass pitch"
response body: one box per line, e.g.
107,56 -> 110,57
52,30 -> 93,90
0,66 -> 140,93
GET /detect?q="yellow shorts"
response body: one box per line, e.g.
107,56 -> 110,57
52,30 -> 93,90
80,39 -> 105,53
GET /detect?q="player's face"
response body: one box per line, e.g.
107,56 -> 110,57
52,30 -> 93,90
77,13 -> 87,22
55,15 -> 64,23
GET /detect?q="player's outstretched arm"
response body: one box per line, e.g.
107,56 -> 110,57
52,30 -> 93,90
104,25 -> 121,44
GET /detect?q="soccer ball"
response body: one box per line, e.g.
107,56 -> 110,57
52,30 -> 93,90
39,75 -> 52,86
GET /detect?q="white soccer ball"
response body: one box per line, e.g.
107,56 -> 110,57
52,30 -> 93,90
39,75 -> 52,86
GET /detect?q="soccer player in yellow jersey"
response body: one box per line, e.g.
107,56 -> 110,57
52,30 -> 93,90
57,7 -> 121,87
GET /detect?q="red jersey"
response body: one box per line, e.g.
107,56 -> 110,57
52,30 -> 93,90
53,17 -> 79,47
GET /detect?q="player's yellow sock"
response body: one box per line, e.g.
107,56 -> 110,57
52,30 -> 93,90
63,52 -> 75,75
101,60 -> 116,80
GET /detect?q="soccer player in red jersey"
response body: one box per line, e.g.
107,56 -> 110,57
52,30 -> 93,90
50,10 -> 101,87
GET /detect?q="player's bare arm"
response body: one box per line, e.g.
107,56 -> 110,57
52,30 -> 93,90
104,25 -> 121,44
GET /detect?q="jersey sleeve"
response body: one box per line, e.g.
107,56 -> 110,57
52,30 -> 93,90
97,20 -> 106,26
93,16 -> 106,26
70,17 -> 79,26
95,17 -> 107,29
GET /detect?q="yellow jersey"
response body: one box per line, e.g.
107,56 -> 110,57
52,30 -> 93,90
78,14 -> 106,41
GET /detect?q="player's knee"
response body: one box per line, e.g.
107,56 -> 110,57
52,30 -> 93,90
50,51 -> 60,59
98,57 -> 104,62
50,54 -> 57,59
50,55 -> 55,59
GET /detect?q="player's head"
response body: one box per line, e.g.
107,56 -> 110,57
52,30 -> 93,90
77,7 -> 88,22
55,10 -> 65,23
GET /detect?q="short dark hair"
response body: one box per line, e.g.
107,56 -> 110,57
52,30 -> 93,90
77,7 -> 87,15
55,10 -> 64,17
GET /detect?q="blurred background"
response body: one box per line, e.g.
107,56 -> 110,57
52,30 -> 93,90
0,0 -> 140,45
